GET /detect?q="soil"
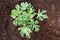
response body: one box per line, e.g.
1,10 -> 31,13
0,0 -> 60,40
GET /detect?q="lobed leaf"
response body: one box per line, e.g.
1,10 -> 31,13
37,9 -> 48,21
18,27 -> 32,38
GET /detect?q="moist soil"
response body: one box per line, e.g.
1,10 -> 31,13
0,0 -> 60,40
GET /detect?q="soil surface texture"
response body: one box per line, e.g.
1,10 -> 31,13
0,0 -> 60,40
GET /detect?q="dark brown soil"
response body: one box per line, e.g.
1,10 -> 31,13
0,0 -> 60,40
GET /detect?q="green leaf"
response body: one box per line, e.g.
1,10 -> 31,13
21,2 -> 28,10
13,20 -> 17,26
27,20 -> 34,25
32,24 -> 40,31
20,31 -> 24,37
39,17 -> 44,21
27,7 -> 34,14
28,25 -> 33,29
11,9 -> 21,19
18,28 -> 21,30
25,32 -> 31,38
41,10 -> 46,13
15,4 -> 20,10
11,9 -> 17,19
18,27 -> 32,38
13,16 -> 24,26
34,20 -> 39,24
29,14 -> 35,18
42,14 -> 48,19
21,11 -> 28,20
37,9 -> 48,21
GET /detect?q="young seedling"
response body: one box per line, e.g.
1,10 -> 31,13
11,2 -> 48,39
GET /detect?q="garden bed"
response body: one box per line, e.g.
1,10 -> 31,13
0,0 -> 60,40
